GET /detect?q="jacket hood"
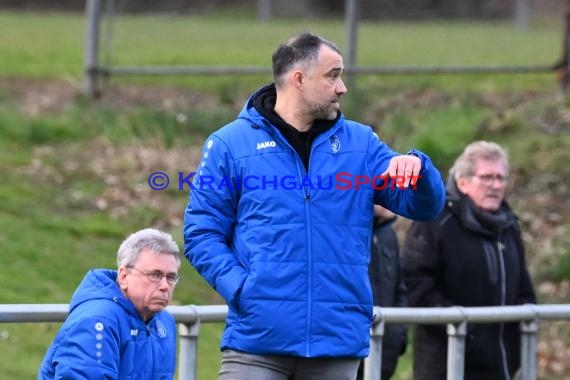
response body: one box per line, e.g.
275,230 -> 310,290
69,268 -> 139,319
237,84 -> 344,131
237,84 -> 274,126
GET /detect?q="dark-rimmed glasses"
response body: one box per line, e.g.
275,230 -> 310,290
472,174 -> 510,185
128,267 -> 180,286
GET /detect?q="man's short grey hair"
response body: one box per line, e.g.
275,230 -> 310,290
272,32 -> 341,88
449,140 -> 509,181
117,228 -> 181,268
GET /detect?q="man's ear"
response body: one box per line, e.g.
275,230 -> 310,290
292,69 -> 304,89
456,177 -> 469,194
117,266 -> 129,290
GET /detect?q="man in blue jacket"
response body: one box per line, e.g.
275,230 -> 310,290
184,32 -> 446,380
38,228 -> 181,380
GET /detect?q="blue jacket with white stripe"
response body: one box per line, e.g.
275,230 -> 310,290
38,269 -> 176,379
183,85 -> 445,358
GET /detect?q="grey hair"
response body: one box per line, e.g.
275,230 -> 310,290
272,32 -> 341,88
117,228 -> 181,268
449,140 -> 509,180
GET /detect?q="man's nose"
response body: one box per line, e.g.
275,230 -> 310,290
158,276 -> 170,289
337,78 -> 348,94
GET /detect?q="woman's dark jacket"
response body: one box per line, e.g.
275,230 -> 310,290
402,179 -> 536,380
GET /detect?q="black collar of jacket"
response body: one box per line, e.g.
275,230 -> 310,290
251,84 -> 338,171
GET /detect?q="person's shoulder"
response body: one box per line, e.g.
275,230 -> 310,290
342,119 -> 374,135
341,119 -> 393,151
206,120 -> 285,162
335,119 -> 383,152
208,118 -> 266,147
58,305 -> 124,340
69,298 -> 127,326
219,117 -> 252,132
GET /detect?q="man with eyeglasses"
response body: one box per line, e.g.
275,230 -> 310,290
38,228 -> 181,380
402,141 -> 536,380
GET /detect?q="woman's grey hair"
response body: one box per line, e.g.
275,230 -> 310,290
449,140 -> 509,180
272,32 -> 341,88
117,228 -> 181,268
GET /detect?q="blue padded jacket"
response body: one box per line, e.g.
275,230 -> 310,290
183,86 -> 445,358
38,269 -> 176,380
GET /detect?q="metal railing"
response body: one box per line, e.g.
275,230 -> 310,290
83,0 -> 561,98
1,303 -> 570,380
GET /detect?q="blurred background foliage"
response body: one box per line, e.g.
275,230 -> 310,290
0,1 -> 568,379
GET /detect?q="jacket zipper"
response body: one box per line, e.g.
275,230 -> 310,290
299,130 -> 335,356
261,121 -> 339,357
263,122 -> 313,356
300,158 -> 312,357
497,237 -> 510,380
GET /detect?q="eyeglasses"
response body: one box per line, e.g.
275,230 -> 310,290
129,267 -> 180,286
472,174 -> 510,185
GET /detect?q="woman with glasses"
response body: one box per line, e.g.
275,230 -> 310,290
402,141 -> 536,380
38,228 -> 181,380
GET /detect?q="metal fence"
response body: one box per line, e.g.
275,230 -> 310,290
2,303 -> 570,380
83,0 -> 561,98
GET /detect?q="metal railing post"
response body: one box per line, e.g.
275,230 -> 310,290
520,319 -> 539,380
446,320 -> 467,380
364,318 -> 383,380
178,319 -> 201,380
257,0 -> 271,22
344,0 -> 358,88
84,0 -> 102,98
565,10 -> 570,93
514,0 -> 530,30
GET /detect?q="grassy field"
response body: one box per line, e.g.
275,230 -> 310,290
0,10 -> 562,88
0,8 -> 569,380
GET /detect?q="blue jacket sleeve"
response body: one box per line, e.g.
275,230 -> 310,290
50,317 -> 120,379
368,130 -> 445,221
183,134 -> 247,309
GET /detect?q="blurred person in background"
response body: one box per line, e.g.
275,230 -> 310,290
402,141 -> 536,380
357,205 -> 408,380
184,32 -> 445,380
38,228 -> 181,380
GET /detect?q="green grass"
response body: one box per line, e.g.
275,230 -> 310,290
0,10 -> 563,92
0,9 -> 569,380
